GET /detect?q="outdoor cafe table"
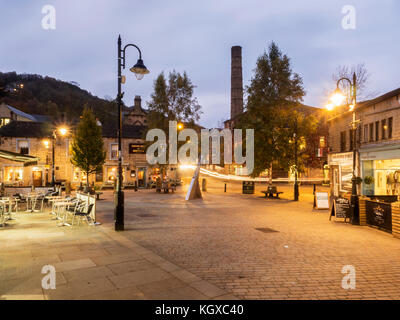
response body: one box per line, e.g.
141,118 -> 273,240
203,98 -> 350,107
24,193 -> 42,212
0,200 -> 8,227
46,196 -> 65,215
0,197 -> 17,220
52,200 -> 76,227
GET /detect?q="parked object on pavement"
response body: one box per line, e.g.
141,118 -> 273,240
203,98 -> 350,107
261,185 -> 283,198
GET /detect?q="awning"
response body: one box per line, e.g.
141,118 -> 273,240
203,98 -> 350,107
0,149 -> 39,166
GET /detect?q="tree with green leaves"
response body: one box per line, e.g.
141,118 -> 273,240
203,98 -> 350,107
147,71 -> 201,128
146,71 -> 202,176
70,108 -> 106,187
239,42 -> 316,181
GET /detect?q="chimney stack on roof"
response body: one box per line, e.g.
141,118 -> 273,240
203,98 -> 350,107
134,95 -> 141,109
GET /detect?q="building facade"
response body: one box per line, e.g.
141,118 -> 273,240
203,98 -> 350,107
0,97 -> 154,188
327,88 -> 400,196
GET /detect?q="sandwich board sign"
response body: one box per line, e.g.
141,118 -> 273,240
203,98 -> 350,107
330,197 -> 351,222
315,192 -> 329,209
242,181 -> 255,194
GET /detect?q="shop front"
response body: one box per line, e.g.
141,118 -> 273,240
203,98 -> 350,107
360,145 -> 400,196
328,152 -> 354,197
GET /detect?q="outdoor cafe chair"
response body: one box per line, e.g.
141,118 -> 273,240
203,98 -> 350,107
0,202 -> 6,228
71,203 -> 94,226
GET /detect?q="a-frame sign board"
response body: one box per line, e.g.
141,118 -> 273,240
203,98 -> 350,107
329,197 -> 351,222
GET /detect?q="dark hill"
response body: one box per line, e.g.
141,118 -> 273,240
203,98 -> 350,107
0,72 -> 118,122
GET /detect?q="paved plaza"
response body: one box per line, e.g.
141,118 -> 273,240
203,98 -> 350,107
96,177 -> 400,300
1,177 -> 400,300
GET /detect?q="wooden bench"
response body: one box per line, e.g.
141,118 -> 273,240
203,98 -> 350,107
261,186 -> 283,198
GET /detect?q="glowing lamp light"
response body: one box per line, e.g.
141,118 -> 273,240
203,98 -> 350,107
42,140 -> 50,148
58,127 -> 68,136
177,123 -> 184,130
330,89 -> 346,107
325,103 -> 334,111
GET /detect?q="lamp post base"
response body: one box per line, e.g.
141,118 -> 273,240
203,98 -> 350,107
294,182 -> 299,201
114,190 -> 124,231
350,194 -> 360,225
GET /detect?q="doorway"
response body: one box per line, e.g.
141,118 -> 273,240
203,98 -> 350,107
33,170 -> 43,187
137,167 -> 146,188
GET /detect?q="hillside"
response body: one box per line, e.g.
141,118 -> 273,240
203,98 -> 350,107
0,72 -> 118,122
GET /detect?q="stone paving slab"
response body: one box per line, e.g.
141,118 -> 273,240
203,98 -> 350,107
0,211 -> 230,300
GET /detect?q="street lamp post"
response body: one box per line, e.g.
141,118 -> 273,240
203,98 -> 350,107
330,72 -> 359,225
115,35 -> 149,231
51,127 -> 68,187
293,117 -> 299,201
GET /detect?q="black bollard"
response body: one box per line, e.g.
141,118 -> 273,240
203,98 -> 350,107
313,184 -> 316,208
224,183 -> 227,193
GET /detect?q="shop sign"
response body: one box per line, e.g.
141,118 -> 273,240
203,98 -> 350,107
360,147 -> 400,161
330,196 -> 351,221
366,200 -> 392,232
328,152 -> 353,166
242,181 -> 255,194
129,143 -> 145,154
315,192 -> 329,209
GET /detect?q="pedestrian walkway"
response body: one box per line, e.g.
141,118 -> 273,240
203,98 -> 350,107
94,180 -> 400,300
0,212 -> 235,300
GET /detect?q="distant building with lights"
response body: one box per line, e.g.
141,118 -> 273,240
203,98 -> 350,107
0,96 -> 154,188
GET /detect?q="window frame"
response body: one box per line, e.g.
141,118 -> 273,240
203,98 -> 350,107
16,139 -> 30,155
110,143 -> 119,160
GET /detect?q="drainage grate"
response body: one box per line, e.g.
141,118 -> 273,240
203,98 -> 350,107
255,227 -> 278,233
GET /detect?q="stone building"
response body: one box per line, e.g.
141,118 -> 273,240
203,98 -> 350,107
327,87 -> 400,196
0,96 -> 151,188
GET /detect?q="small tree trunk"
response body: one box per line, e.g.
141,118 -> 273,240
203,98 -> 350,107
269,163 -> 273,185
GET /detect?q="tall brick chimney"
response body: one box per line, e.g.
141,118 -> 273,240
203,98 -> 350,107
231,46 -> 244,120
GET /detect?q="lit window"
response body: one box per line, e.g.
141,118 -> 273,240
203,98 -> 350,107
16,139 -> 29,155
319,137 -> 326,148
110,144 -> 118,160
107,167 -> 117,182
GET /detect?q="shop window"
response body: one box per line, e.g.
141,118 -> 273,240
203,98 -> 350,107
107,167 -> 117,182
16,139 -> 29,155
375,121 -> 379,141
381,119 -> 387,140
95,169 -> 103,182
340,131 -> 346,152
369,123 -> 374,142
388,117 -> 393,139
363,125 -> 368,143
110,143 -> 118,160
4,167 -> 23,183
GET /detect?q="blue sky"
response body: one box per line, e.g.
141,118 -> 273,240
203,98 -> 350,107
1,0 -> 399,128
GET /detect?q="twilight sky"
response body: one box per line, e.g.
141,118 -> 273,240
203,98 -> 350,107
0,0 -> 399,128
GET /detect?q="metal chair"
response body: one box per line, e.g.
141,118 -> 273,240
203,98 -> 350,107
72,203 -> 94,226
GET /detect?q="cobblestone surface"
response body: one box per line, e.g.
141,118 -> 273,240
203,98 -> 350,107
96,178 -> 400,300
